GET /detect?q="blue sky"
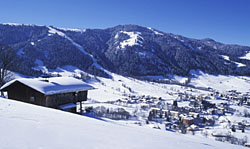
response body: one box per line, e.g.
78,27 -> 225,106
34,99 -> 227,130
0,0 -> 249,46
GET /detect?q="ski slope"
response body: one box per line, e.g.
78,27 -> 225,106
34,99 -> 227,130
0,98 -> 241,149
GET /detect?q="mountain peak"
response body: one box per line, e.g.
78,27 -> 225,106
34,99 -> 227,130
201,38 -> 216,42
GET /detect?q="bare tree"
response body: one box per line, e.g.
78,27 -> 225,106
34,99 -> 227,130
0,44 -> 16,86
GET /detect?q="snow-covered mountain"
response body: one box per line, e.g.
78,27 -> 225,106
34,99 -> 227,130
0,97 -> 242,149
1,23 -> 250,78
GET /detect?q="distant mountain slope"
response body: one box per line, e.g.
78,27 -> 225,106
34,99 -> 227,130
0,98 -> 241,149
1,23 -> 250,77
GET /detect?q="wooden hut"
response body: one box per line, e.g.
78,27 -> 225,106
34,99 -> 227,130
0,77 -> 94,113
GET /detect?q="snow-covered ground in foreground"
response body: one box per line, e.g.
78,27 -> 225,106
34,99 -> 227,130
0,98 -> 241,149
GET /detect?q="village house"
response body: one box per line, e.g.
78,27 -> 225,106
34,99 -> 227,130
0,77 -> 94,113
180,115 -> 194,126
170,110 -> 179,119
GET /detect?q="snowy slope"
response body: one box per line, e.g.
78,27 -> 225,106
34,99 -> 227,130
240,52 -> 250,60
88,70 -> 250,102
88,72 -> 209,102
58,27 -> 86,33
47,26 -> 111,75
116,31 -> 144,49
11,64 -> 250,102
190,70 -> 250,92
23,65 -> 250,102
0,98 -> 241,149
221,55 -> 246,67
27,65 -> 206,102
147,27 -> 164,36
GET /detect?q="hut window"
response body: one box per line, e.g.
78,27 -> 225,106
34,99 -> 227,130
30,96 -> 35,102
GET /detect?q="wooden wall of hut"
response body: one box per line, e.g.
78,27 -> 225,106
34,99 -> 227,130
3,81 -> 45,106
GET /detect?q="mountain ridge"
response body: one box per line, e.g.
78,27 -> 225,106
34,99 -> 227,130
1,23 -> 250,78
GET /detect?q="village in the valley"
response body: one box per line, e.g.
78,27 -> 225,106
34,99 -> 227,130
82,85 -> 250,146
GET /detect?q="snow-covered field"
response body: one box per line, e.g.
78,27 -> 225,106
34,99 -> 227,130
190,71 -> 250,93
0,98 -> 242,149
87,72 -> 210,102
88,71 -> 250,102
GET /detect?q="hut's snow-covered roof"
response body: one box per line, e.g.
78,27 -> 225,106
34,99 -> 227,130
0,77 -> 94,95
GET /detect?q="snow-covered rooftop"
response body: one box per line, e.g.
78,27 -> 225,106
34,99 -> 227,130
0,77 -> 94,95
